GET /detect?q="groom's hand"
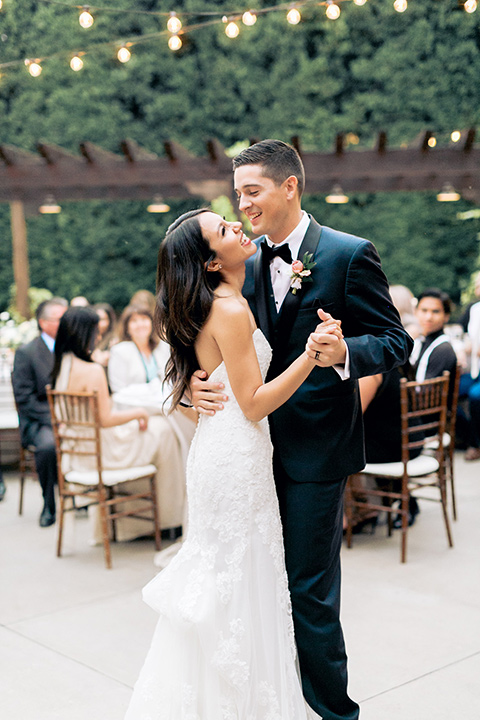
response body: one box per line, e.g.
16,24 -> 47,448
306,309 -> 347,367
190,369 -> 229,416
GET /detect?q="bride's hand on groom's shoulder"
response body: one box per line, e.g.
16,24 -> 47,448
190,370 -> 229,416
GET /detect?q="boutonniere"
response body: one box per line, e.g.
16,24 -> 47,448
290,252 -> 316,295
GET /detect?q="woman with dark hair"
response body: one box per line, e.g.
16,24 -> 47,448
125,210 -> 340,719
91,302 -> 117,368
52,307 -> 184,544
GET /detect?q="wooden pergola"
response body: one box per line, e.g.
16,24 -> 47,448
1,130 -> 478,317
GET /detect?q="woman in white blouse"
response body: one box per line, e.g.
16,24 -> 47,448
108,305 -> 196,538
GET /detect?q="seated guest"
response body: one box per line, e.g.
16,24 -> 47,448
389,284 -> 420,340
129,289 -> 156,316
91,302 -> 117,369
457,272 -> 480,461
52,307 -> 186,541
108,305 -> 170,396
70,296 -> 90,307
410,288 -> 457,408
12,297 -> 68,527
108,304 -> 196,536
360,366 -> 423,527
0,468 -> 5,502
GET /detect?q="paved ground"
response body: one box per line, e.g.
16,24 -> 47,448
1,453 -> 479,720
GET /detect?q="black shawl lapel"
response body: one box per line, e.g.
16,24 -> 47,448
275,217 -> 323,347
253,245 -> 274,343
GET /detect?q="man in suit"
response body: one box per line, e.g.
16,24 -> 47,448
12,298 -> 67,526
192,139 -> 412,720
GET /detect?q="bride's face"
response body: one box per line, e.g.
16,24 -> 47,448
199,212 -> 256,269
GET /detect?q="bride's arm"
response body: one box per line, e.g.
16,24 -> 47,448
210,300 -> 336,423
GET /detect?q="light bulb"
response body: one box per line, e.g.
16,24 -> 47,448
70,55 -> 83,71
79,7 -> 94,28
168,35 -> 182,51
225,21 -> 240,38
450,131 -> 461,143
326,2 -> 341,20
117,46 -> 131,63
393,0 -> 407,12
464,0 -> 477,12
286,7 -> 301,24
242,11 -> 257,26
437,184 -> 460,202
28,61 -> 42,77
353,0 -> 367,5
167,13 -> 182,34
0,1 -> 3,10
427,136 -> 437,148
39,196 -> 61,214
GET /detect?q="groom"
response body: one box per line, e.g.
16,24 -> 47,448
192,139 -> 412,720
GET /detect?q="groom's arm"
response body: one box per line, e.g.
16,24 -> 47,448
340,240 -> 413,379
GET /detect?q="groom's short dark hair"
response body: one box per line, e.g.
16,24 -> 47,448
232,139 -> 305,197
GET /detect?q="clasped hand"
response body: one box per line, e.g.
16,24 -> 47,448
305,308 -> 346,367
190,308 -> 345,416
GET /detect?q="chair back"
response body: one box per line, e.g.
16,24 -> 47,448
46,387 -> 103,492
400,371 -> 449,465
447,363 -> 461,440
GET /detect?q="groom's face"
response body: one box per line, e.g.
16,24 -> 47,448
234,164 -> 294,244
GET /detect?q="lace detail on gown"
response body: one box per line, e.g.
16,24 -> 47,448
125,330 -> 310,719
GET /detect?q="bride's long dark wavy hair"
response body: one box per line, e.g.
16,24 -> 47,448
155,208 -> 222,411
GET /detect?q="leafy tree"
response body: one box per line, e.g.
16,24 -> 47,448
0,0 -> 479,310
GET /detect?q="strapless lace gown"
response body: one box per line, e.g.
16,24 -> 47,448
125,330 -> 311,719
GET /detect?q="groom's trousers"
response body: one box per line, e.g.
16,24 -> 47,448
274,456 -> 360,720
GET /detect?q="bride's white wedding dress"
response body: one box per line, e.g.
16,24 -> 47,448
125,330 -> 314,719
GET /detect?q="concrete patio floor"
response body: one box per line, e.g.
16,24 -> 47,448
1,452 -> 479,720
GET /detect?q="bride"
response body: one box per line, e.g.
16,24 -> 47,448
125,209 -> 341,719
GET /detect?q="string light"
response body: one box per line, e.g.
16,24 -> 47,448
242,11 -> 257,26
79,6 -> 94,29
70,55 -> 84,71
117,45 -> 131,62
450,131 -> 461,143
286,7 -> 301,24
225,21 -> 240,38
326,2 -> 341,20
25,60 -> 42,77
427,136 -> 437,148
8,0 -> 479,80
167,12 -> 182,34
168,34 -> 182,51
0,1 -> 3,10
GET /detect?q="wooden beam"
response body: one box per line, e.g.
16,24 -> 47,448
10,201 -> 31,320
80,142 -> 123,164
120,139 -> 157,163
37,142 -> 83,165
0,136 -> 478,204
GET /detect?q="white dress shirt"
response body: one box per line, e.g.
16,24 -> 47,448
264,211 -> 311,313
264,212 -> 350,379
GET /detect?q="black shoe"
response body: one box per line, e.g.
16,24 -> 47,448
0,479 -> 6,502
393,497 -> 420,529
39,507 -> 56,527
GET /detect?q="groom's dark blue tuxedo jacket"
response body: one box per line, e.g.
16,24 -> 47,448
242,216 -> 413,483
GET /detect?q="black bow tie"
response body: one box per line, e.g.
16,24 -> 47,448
261,240 -> 293,265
